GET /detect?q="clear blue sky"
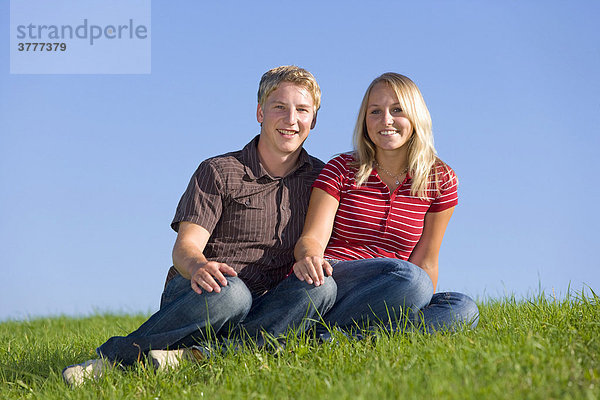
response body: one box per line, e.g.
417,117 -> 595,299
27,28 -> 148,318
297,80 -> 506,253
1,1 -> 599,321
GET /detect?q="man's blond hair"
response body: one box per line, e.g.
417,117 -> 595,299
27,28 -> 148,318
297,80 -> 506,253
258,66 -> 321,113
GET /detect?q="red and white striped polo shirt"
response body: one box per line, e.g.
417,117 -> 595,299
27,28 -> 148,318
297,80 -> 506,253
312,153 -> 458,261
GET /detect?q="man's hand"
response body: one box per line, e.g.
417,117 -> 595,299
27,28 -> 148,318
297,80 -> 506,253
172,222 -> 238,295
188,261 -> 237,295
293,256 -> 332,286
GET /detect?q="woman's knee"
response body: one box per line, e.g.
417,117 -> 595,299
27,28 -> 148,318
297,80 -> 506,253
430,292 -> 479,329
454,293 -> 479,329
385,259 -> 434,308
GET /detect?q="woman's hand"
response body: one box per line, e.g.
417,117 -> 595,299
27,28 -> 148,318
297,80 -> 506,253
293,256 -> 332,286
293,188 -> 340,286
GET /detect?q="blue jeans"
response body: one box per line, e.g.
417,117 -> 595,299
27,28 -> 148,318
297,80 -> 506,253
97,273 -> 336,365
322,258 -> 479,332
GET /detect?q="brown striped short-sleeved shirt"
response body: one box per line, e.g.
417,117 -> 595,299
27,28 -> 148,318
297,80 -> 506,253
167,135 -> 324,295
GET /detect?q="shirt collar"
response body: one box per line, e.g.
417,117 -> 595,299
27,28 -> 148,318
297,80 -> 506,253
241,134 -> 314,181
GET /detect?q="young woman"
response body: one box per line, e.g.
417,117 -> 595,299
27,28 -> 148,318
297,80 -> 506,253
293,73 -> 478,332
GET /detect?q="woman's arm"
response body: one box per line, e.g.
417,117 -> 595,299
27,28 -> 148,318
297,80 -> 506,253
293,188 -> 340,286
408,206 -> 455,291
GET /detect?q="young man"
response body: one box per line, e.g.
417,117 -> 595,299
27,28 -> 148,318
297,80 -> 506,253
63,66 -> 336,386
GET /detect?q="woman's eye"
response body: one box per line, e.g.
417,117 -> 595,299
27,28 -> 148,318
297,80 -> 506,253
392,107 -> 403,113
370,109 -> 381,114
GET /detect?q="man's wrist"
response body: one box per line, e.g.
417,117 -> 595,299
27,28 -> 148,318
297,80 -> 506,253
186,261 -> 204,278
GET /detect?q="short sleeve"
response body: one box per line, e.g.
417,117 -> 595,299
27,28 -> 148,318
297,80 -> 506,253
428,165 -> 459,213
171,160 -> 223,232
311,155 -> 349,200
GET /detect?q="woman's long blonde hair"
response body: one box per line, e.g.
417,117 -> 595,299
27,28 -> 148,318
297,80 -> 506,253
352,72 -> 444,199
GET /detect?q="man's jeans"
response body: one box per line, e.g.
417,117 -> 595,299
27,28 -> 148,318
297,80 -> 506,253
322,258 -> 479,332
97,274 -> 337,365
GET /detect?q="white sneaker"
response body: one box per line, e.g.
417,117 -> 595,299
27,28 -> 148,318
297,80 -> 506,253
148,346 -> 207,370
62,358 -> 113,387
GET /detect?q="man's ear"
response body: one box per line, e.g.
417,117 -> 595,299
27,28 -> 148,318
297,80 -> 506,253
310,112 -> 318,129
257,103 -> 264,124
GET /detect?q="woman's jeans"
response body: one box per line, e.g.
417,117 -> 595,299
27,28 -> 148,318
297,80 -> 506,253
97,274 -> 337,365
322,258 -> 479,332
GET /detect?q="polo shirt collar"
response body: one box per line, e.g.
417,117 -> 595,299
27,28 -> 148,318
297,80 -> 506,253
241,135 -> 314,181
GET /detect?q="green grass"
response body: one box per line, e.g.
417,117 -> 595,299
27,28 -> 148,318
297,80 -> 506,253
1,291 -> 599,399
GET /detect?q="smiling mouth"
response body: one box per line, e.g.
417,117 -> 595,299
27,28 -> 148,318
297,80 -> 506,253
379,130 -> 399,136
277,129 -> 298,137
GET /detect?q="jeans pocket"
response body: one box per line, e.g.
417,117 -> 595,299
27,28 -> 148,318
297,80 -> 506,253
325,259 -> 341,267
160,275 -> 191,308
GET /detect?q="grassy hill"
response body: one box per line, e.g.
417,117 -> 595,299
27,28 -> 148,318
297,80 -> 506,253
1,292 -> 598,399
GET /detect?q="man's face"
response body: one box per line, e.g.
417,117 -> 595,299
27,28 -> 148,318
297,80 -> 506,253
256,82 -> 316,159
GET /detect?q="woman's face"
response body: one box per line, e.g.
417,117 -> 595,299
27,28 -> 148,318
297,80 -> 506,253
365,82 -> 413,154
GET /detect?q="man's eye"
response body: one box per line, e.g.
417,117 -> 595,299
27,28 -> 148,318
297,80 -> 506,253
298,108 -> 309,113
275,105 -> 285,109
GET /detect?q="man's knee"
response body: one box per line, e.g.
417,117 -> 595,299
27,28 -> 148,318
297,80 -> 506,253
176,277 -> 252,325
214,277 -> 253,322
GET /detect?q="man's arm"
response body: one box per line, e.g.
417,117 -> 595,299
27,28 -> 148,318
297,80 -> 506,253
172,221 -> 237,295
